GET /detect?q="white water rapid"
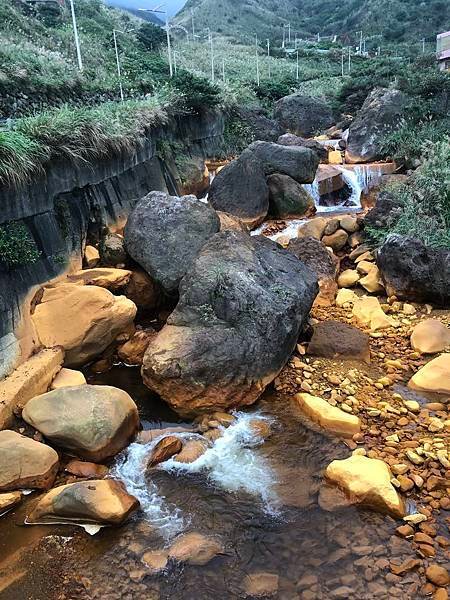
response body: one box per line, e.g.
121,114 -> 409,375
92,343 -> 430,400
112,412 -> 278,540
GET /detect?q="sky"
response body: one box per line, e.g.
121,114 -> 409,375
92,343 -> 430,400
106,0 -> 187,18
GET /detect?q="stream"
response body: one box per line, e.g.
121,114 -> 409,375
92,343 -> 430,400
0,364 -> 414,600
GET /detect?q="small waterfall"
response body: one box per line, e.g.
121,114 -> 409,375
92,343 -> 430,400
337,166 -> 363,208
351,164 -> 385,193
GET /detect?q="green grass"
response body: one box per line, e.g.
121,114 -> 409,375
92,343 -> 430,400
0,88 -> 183,186
0,221 -> 40,267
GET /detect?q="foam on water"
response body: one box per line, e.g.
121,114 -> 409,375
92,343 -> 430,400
111,439 -> 186,540
161,412 -> 278,511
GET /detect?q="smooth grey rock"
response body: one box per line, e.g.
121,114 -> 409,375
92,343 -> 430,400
248,141 -> 319,184
274,94 -> 334,137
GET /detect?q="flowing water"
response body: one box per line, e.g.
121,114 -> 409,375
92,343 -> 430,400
0,365 -> 419,600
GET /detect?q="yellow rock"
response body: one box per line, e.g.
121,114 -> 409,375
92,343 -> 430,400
0,348 -> 64,430
297,217 -> 327,240
51,368 -> 87,390
0,491 -> 22,513
359,266 -> 385,294
67,268 -> 132,291
338,270 -> 360,288
336,288 -> 358,308
403,303 -> 416,315
356,260 -> 376,276
355,251 -> 374,264
32,284 -> 137,368
294,393 -> 361,438
352,296 -> 395,332
324,455 -> 405,518
411,320 -> 450,355
328,150 -> 343,164
408,354 -> 450,395
84,245 -> 100,268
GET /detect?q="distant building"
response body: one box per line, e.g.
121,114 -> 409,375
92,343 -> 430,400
437,31 -> 450,71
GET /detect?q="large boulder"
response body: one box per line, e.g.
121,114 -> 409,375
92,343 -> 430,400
248,141 -> 319,184
345,88 -> 408,163
274,94 -> 335,138
142,231 -> 318,417
125,192 -> 220,294
410,320 -> 450,355
408,354 -> 450,395
208,149 -> 269,229
31,284 -> 137,368
27,480 -> 139,527
237,106 -> 283,142
22,385 -> 140,462
267,173 -> 315,218
0,430 -> 59,492
286,237 -> 339,305
277,133 -> 328,161
67,268 -> 131,292
377,235 -> 450,306
307,320 -> 370,363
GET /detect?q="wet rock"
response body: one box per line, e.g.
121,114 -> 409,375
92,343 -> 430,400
174,439 -> 208,464
148,436 -> 183,467
208,150 -> 269,229
307,320 -> 370,363
408,354 -> 450,395
125,191 -> 220,294
377,235 -> 450,306
294,393 -> 361,438
27,480 -> 139,527
216,211 -> 248,233
277,133 -> 328,161
99,233 -> 127,267
297,217 -> 327,240
274,93 -> 334,138
141,550 -> 168,574
324,455 -> 405,517
31,284 -> 136,368
322,229 -> 348,251
67,268 -> 132,291
426,565 -> 450,587
0,348 -> 64,430
345,88 -> 408,163
411,320 -> 450,355
352,296 -> 396,331
324,218 -> 340,236
84,245 -> 100,268
168,532 -> 223,566
0,491 -> 22,514
65,460 -> 109,479
22,385 -> 139,462
50,368 -> 86,390
287,236 -> 339,305
390,558 -> 421,576
142,231 -> 318,417
248,141 -> 319,184
435,589 -> 449,600
338,270 -> 360,288
118,329 -> 157,366
340,215 -> 359,233
244,572 -> 279,597
249,418 -> 272,439
267,173 -> 315,218
124,268 -> 162,312
0,430 -> 59,491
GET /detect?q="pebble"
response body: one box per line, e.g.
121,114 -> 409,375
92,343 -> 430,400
426,565 -> 450,587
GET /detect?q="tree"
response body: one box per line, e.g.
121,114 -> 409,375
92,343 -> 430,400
137,22 -> 166,52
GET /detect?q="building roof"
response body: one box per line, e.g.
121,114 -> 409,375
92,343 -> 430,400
437,31 -> 450,39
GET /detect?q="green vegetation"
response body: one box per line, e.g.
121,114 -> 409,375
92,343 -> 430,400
0,222 -> 40,268
0,89 -> 182,186
366,139 -> 450,249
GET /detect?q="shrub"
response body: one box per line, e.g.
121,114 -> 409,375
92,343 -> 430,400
366,139 -> 450,249
137,22 -> 166,51
170,71 -> 221,113
0,222 -> 40,268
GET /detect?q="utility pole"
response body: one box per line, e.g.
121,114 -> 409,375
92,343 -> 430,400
209,32 -> 215,82
139,6 -> 173,77
296,48 -> 299,80
69,0 -> 83,71
282,26 -> 286,49
255,35 -> 260,86
317,32 -> 320,43
191,9 -> 195,39
421,38 -> 426,53
113,29 -> 123,102
341,51 -> 345,76
288,23 -> 291,44
266,38 -> 271,78
222,58 -> 225,83
348,46 -> 351,73
359,30 -> 363,55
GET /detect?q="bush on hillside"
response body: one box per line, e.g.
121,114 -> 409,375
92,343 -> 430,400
137,22 -> 166,51
252,75 -> 297,104
366,138 -> 450,249
171,71 -> 221,113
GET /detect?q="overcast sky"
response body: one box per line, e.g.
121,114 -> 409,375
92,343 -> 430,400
106,0 -> 187,17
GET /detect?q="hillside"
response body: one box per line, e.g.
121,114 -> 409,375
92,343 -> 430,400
176,0 -> 450,50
